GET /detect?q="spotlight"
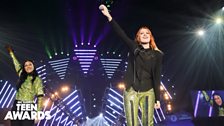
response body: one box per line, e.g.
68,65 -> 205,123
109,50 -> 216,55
215,17 -> 222,24
164,93 -> 169,100
61,86 -> 69,92
43,100 -> 49,106
222,7 -> 224,11
167,104 -> 172,111
54,92 -> 58,95
75,45 -> 78,47
160,85 -> 164,91
117,82 -> 125,90
196,29 -> 205,36
51,94 -> 55,99
99,113 -> 103,117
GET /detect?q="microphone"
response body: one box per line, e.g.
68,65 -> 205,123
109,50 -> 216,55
99,5 -> 104,11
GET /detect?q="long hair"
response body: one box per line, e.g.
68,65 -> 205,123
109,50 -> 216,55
212,93 -> 224,116
134,26 -> 159,50
17,60 -> 38,90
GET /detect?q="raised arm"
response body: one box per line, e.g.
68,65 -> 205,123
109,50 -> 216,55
202,91 -> 213,106
99,4 -> 137,52
5,45 -> 22,76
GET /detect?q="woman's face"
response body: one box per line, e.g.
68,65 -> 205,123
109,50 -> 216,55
214,95 -> 222,106
138,28 -> 151,44
24,61 -> 34,74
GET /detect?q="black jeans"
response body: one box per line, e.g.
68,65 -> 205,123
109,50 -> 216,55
10,100 -> 34,126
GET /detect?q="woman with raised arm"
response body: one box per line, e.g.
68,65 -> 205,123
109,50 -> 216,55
5,46 -> 44,126
99,5 -> 163,126
202,91 -> 224,116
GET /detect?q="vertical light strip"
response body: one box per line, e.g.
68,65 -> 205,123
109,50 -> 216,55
209,90 -> 215,117
194,91 -> 201,117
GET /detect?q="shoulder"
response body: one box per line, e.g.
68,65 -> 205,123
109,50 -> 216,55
34,76 -> 43,83
154,49 -> 164,56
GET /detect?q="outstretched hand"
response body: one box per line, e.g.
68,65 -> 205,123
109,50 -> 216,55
99,4 -> 112,22
154,101 -> 161,109
5,45 -> 13,53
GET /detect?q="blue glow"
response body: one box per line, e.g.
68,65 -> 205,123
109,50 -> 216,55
75,53 -> 96,55
55,69 -> 67,73
63,90 -> 77,102
0,81 -> 8,95
106,105 -> 122,116
51,64 -> 69,68
0,85 -> 11,105
80,65 -> 90,68
74,49 -> 97,52
107,99 -> 123,110
82,68 -> 89,71
53,66 -> 68,71
108,94 -> 123,105
78,59 -> 93,61
70,101 -> 80,109
102,64 -> 119,66
77,56 -> 94,58
7,91 -> 16,108
49,58 -> 70,63
73,106 -> 81,114
105,110 -> 116,119
103,66 -> 118,69
79,62 -> 92,64
2,88 -> 13,108
110,88 -> 123,98
104,116 -> 115,124
66,95 -> 78,105
100,59 -> 122,61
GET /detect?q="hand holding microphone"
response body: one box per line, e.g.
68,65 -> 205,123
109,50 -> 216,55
5,45 -> 13,53
99,4 -> 112,22
99,4 -> 105,11
154,101 -> 161,109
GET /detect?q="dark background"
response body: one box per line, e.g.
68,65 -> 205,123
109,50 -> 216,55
0,0 -> 224,117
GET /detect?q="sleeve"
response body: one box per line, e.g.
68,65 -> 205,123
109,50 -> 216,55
153,51 -> 163,103
35,77 -> 44,111
201,91 -> 213,106
109,19 -> 137,53
9,52 -> 22,76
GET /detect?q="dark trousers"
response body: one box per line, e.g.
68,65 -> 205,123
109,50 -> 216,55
10,100 -> 34,126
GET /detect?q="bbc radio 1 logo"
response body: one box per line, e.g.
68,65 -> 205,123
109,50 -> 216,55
4,101 -> 51,120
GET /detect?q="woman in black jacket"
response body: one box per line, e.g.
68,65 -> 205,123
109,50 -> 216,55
99,4 -> 163,126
